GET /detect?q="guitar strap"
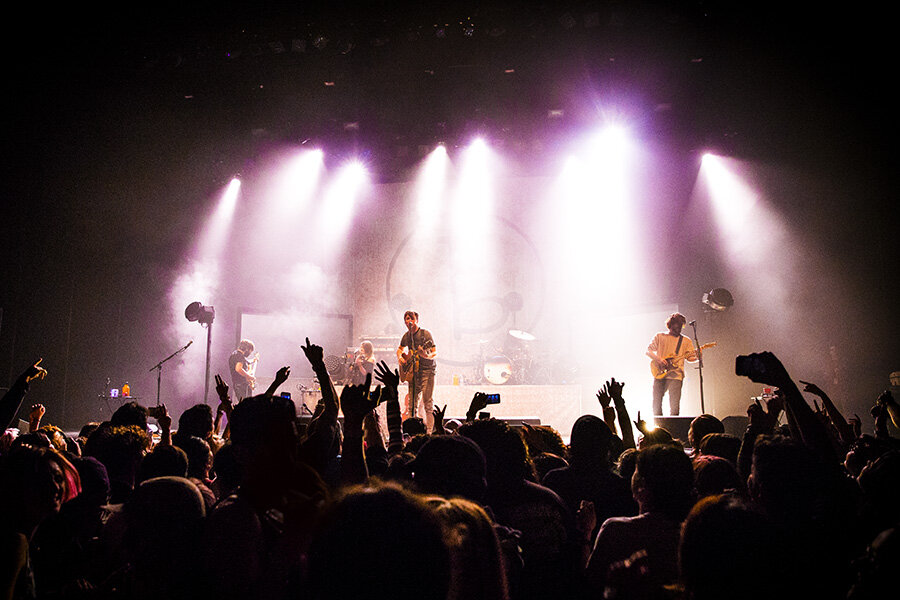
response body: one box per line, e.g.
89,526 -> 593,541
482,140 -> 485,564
674,335 -> 683,356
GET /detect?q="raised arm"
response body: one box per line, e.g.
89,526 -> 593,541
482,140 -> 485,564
213,374 -> 233,439
374,361 -> 403,454
338,374 -> 377,485
737,351 -> 837,464
264,366 -> 291,398
798,380 -> 855,447
302,337 -> 338,420
1,359 -> 48,432
606,378 -> 636,450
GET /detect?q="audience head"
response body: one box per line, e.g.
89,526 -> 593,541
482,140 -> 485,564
110,401 -> 149,431
211,441 -> 240,496
427,496 -> 509,600
688,415 -> 724,451
617,447 -> 639,482
176,404 -> 214,441
0,445 -> 81,533
749,434 -> 819,523
679,494 -> 782,600
569,414 -> 615,469
521,424 -> 567,462
693,455 -> 744,498
639,426 -> 680,450
532,452 -> 568,482
177,436 -> 213,480
308,482 -> 450,600
697,433 -> 741,465
402,417 -> 427,437
83,423 -> 151,497
124,476 -> 206,598
138,443 -> 188,483
70,455 -> 110,507
411,434 -> 488,503
37,424 -> 68,453
632,444 -> 695,521
458,418 -> 535,485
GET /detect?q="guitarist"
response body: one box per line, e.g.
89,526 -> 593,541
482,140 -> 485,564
229,339 -> 258,400
396,310 -> 437,432
646,313 -> 699,416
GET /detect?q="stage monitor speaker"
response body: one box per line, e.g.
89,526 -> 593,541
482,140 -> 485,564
497,417 -> 542,427
652,416 -> 694,445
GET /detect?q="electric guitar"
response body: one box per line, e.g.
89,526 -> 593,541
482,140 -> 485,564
247,353 -> 259,389
650,342 -> 717,379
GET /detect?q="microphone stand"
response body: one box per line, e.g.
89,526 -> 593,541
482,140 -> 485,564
149,340 -> 193,407
689,321 -> 705,414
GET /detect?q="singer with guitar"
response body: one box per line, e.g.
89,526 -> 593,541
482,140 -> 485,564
396,310 -> 437,432
229,339 -> 259,400
646,313 -> 702,416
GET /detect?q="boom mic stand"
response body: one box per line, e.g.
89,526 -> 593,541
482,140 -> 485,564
149,340 -> 193,407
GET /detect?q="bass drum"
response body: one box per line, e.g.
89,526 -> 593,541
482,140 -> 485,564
483,355 -> 513,385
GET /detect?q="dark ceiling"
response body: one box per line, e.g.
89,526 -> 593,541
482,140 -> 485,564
5,1 -> 892,181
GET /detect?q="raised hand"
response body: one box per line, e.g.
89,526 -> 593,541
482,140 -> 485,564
466,392 -> 489,421
748,397 -> 779,431
605,378 -> 625,404
374,360 -> 400,390
30,403 -> 46,422
737,351 -> 793,389
633,410 -> 649,435
433,404 -> 447,434
214,374 -> 234,412
340,373 -> 376,427
23,358 -> 48,384
156,406 -> 172,432
274,366 -> 291,386
848,413 -> 862,439
301,337 -> 324,368
215,373 -> 229,400
596,388 -> 612,409
798,380 -> 826,397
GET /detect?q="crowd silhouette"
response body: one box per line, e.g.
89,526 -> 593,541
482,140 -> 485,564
2,342 -> 898,600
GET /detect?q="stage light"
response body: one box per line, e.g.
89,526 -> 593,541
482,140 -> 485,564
702,288 -> 734,312
184,301 -> 215,325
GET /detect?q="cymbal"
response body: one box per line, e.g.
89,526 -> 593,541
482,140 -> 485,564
508,329 -> 536,341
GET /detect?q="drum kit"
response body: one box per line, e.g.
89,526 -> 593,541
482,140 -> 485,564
478,328 -> 550,385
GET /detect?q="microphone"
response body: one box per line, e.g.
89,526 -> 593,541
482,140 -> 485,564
688,320 -> 696,326
184,340 -> 194,350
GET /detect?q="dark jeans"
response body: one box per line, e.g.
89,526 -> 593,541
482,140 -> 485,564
652,378 -> 683,416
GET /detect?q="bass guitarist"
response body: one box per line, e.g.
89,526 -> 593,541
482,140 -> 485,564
396,310 -> 437,432
646,313 -> 700,416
